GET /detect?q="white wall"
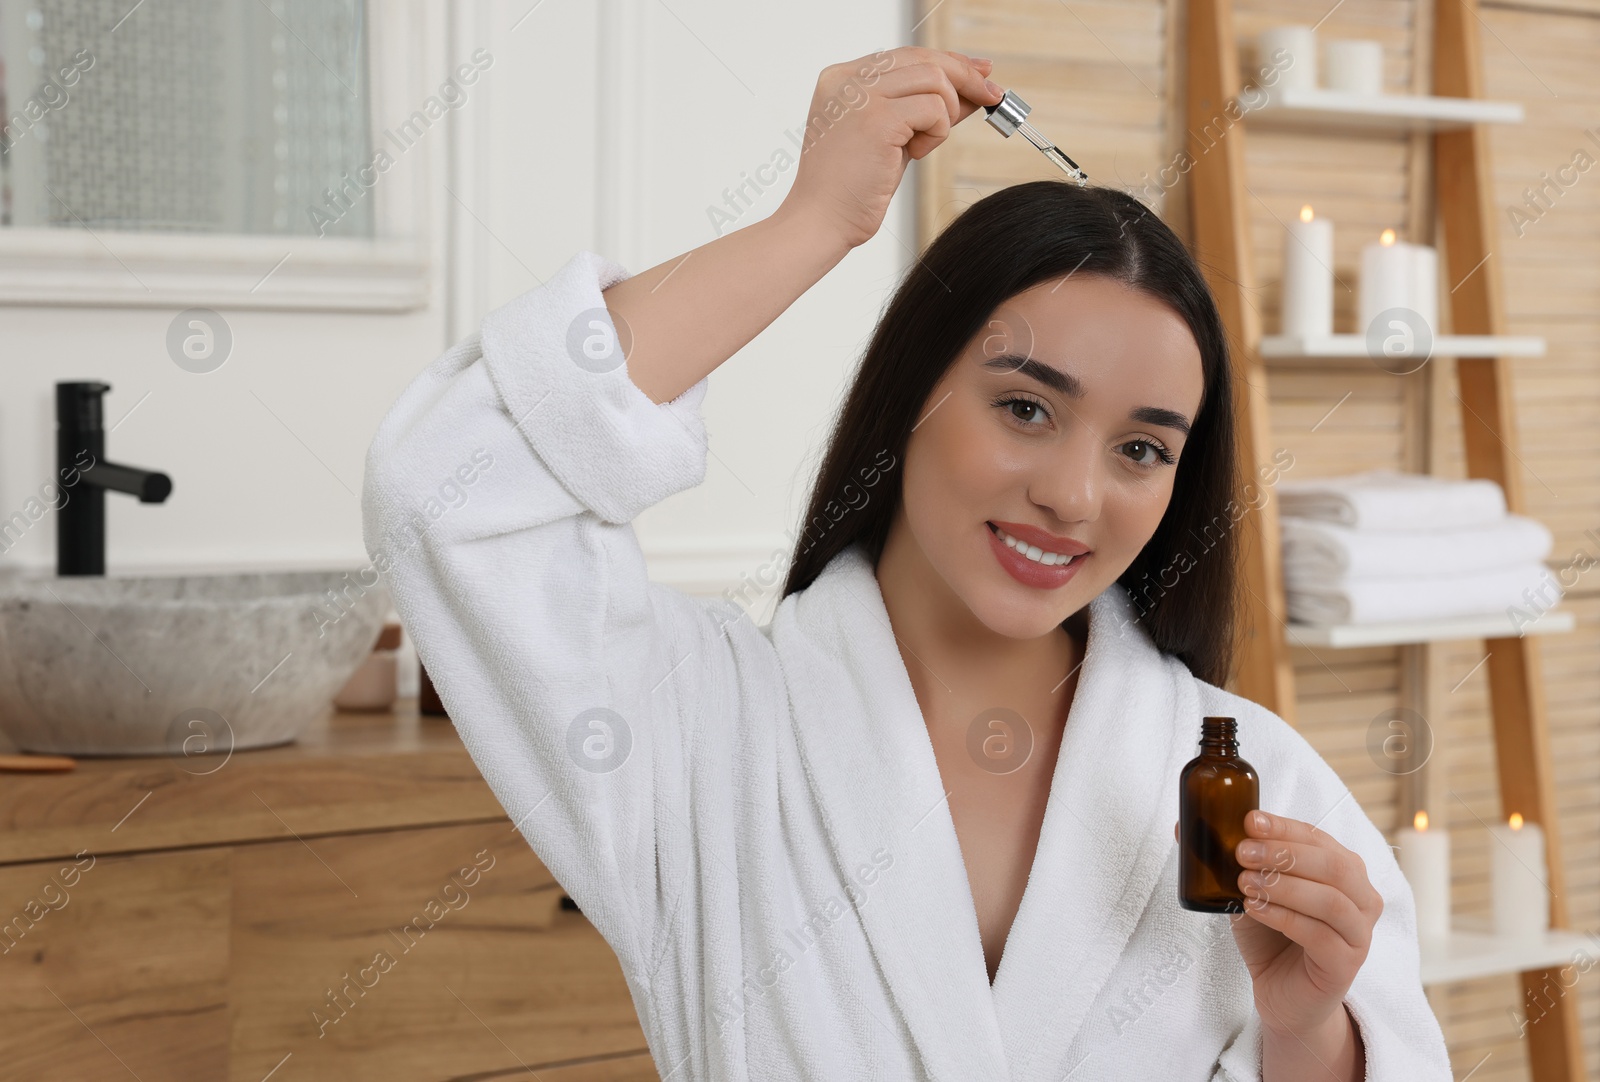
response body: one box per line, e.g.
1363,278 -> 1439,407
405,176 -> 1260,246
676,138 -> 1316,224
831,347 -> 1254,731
457,0 -> 916,623
0,1 -> 913,631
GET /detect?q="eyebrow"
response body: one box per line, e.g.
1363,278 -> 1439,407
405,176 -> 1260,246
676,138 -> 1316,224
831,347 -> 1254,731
981,353 -> 1192,436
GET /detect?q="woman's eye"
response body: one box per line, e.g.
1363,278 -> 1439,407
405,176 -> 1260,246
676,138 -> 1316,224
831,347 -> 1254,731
1121,439 -> 1174,467
996,395 -> 1049,427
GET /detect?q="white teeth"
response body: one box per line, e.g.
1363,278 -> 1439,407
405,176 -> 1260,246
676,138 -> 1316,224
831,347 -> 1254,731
993,525 -> 1081,566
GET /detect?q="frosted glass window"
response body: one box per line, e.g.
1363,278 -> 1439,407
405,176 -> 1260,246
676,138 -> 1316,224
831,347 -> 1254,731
0,0 -> 372,236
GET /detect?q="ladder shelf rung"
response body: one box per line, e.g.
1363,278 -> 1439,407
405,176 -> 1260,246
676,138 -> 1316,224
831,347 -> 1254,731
1241,86 -> 1525,132
1285,610 -> 1574,649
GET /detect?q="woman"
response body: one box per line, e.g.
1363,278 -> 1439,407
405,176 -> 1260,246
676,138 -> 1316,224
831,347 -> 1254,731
363,46 -> 1451,1081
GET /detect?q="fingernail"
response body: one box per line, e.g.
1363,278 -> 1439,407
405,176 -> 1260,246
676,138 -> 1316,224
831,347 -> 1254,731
984,78 -> 1002,97
1238,840 -> 1265,861
1252,810 -> 1271,831
971,56 -> 993,66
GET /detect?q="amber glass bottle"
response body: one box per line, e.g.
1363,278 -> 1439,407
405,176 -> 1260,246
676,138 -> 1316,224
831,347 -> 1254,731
1178,716 -> 1259,913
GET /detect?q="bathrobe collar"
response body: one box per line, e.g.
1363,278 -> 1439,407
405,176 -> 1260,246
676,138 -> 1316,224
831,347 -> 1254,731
771,541 -> 1198,1081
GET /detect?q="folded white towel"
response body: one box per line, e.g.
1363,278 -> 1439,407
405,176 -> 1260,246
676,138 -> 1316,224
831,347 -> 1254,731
1276,469 -> 1506,531
1281,514 -> 1553,582
1287,561 -> 1556,625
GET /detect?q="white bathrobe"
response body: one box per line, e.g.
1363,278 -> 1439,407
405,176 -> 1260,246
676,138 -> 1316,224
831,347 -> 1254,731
362,249 -> 1454,1081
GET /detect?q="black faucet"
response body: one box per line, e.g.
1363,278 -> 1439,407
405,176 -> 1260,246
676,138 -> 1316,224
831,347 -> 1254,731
56,382 -> 173,576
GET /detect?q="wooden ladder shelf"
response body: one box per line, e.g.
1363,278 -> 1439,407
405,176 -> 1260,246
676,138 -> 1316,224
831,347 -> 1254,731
1184,1 -> 1585,1080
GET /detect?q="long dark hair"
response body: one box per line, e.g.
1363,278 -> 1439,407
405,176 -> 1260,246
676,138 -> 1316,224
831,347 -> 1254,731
779,180 -> 1243,688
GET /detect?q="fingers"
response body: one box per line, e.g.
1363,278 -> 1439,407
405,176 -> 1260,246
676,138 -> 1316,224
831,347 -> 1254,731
823,48 -> 1000,163
873,65 -> 963,126
1235,809 -> 1383,964
1239,868 -> 1372,951
1244,808 -> 1328,847
876,47 -> 1003,113
1239,810 -> 1381,912
873,60 -> 1000,129
946,50 -> 995,74
1238,891 -> 1364,983
879,93 -> 948,161
902,46 -> 1002,105
1238,883 -> 1371,992
1236,839 -> 1352,894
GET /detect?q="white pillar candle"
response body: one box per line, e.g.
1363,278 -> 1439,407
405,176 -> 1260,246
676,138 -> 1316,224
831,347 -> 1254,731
1396,809 -> 1450,942
1323,40 -> 1384,96
1490,812 -> 1550,939
1359,229 -> 1439,339
1281,204 -> 1334,339
1259,26 -> 1317,92
1408,243 -> 1438,334
1359,229 -> 1410,332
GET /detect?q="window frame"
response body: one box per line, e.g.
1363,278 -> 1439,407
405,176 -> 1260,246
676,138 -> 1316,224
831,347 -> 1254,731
0,0 -> 431,312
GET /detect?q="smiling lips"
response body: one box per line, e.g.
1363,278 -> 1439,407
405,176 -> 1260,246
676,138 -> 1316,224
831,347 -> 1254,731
989,521 -> 1088,563
986,520 -> 1090,589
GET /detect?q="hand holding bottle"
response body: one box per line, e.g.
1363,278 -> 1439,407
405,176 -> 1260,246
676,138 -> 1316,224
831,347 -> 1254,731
1231,810 -> 1382,1042
1176,809 -> 1383,1079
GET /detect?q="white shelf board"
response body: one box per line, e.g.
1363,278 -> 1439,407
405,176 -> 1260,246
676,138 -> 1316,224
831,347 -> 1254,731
1420,924 -> 1593,985
1241,86 -> 1524,132
1261,334 -> 1546,359
1285,609 -> 1573,649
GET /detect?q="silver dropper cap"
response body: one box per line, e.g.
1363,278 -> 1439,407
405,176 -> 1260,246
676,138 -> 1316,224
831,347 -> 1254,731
984,87 -> 1032,137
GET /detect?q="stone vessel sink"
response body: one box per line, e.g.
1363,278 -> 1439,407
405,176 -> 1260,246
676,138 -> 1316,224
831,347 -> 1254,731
0,568 -> 389,757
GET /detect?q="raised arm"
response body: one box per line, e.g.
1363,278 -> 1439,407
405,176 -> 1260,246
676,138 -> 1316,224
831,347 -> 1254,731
605,47 -> 1004,405
360,249 -> 728,981
360,47 -> 1002,984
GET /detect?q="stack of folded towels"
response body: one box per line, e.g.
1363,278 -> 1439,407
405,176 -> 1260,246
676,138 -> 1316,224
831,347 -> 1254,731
1275,468 -> 1556,625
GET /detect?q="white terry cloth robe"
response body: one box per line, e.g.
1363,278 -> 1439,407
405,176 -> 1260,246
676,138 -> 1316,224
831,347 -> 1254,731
362,249 -> 1455,1082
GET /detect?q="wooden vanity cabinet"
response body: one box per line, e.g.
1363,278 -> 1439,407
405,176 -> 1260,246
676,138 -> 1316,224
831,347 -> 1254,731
0,702 -> 662,1081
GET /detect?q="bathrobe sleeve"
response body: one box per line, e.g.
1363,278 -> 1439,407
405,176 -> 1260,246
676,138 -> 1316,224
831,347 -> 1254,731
1202,690 -> 1455,1082
361,249 -> 736,987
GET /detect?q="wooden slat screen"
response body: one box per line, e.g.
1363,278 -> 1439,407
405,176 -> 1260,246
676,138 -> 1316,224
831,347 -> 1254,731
917,1 -> 1600,1077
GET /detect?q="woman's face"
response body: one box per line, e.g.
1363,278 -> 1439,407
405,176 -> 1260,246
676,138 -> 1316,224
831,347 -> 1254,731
890,273 -> 1207,640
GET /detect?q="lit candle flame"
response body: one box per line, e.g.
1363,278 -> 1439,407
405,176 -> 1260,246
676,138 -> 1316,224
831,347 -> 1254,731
1509,812 -> 1524,830
1380,228 -> 1397,245
1414,810 -> 1429,831
1300,205 -> 1314,223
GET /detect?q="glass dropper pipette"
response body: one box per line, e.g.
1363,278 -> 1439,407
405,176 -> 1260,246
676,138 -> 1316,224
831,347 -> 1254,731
984,88 -> 1089,186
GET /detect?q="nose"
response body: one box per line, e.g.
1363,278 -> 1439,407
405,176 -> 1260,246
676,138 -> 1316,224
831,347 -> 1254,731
1027,425 -> 1104,527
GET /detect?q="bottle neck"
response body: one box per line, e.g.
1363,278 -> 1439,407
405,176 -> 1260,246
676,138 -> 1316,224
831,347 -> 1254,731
1199,716 -> 1238,756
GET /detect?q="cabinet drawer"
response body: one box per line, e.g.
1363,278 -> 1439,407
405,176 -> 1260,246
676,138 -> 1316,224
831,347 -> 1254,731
229,820 -> 651,1080
0,817 -> 652,1079
0,847 -> 232,1080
